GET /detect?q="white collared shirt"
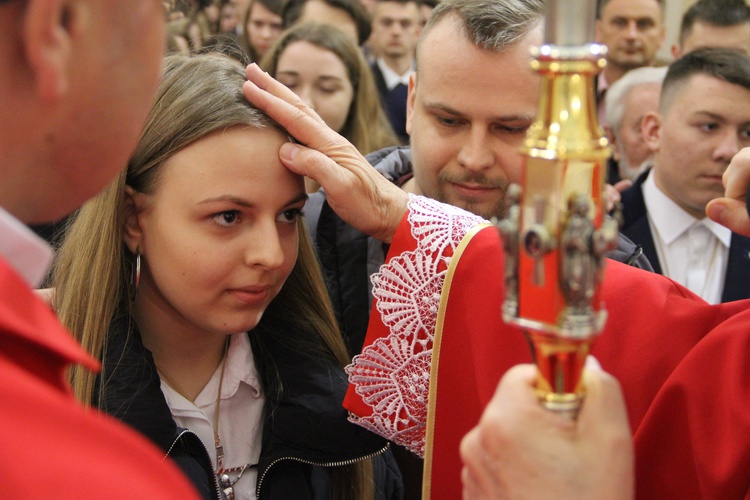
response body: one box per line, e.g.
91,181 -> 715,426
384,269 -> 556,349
643,173 -> 730,304
0,206 -> 54,287
161,333 -> 264,500
376,58 -> 414,91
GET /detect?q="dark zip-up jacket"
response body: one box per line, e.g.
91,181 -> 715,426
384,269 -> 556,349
98,315 -> 403,500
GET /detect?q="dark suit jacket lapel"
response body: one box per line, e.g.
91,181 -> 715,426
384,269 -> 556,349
722,234 -> 750,302
621,170 -> 750,301
370,62 -> 388,105
620,169 -> 663,275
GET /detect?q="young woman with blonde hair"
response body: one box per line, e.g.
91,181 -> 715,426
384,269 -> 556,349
51,53 -> 401,500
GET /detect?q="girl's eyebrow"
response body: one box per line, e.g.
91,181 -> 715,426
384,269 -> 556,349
199,192 -> 309,207
199,195 -> 254,207
286,192 -> 309,206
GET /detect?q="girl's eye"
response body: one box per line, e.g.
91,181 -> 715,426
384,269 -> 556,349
277,208 -> 305,224
213,210 -> 241,227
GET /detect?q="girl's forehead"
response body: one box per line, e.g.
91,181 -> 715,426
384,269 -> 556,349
152,126 -> 288,185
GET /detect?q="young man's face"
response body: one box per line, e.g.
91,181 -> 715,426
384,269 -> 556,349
649,74 -> 750,218
406,16 -> 541,219
369,1 -> 420,61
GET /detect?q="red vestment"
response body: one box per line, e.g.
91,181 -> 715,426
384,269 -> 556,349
344,197 -> 750,499
0,257 -> 201,499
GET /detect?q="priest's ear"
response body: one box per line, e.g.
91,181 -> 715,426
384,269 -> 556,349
123,185 -> 147,255
22,0 -> 74,103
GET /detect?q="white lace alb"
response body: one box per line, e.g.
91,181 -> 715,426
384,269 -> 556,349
345,195 -> 485,456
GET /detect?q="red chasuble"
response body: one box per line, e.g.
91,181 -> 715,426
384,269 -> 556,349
344,196 -> 750,499
0,257 -> 201,499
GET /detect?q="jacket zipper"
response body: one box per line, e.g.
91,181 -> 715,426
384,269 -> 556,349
625,245 -> 645,267
255,442 -> 391,498
166,429 -> 223,500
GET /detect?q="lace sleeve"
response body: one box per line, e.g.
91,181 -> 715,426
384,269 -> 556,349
345,194 -> 486,456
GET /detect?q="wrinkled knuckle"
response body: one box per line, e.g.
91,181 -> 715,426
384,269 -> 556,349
477,411 -> 511,446
291,105 -> 309,122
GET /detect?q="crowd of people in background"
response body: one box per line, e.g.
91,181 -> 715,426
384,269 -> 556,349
163,0 -> 396,63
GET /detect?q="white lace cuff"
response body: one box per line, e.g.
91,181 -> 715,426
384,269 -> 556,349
345,194 -> 485,456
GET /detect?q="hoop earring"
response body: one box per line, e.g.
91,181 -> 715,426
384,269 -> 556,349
130,247 -> 141,301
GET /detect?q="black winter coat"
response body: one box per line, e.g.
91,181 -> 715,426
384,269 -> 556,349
98,315 -> 403,500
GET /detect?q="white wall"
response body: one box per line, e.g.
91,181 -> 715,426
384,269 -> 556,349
657,0 -> 689,62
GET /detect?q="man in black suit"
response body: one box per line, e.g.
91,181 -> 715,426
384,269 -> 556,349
369,0 -> 420,143
620,47 -> 750,303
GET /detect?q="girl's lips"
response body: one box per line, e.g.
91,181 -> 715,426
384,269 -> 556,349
227,286 -> 270,305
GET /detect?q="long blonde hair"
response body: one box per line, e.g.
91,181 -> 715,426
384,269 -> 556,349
51,53 -> 373,498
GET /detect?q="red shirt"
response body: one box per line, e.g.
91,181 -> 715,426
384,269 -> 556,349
0,257 -> 201,499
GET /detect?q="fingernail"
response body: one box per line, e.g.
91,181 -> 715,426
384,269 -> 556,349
280,142 -> 300,161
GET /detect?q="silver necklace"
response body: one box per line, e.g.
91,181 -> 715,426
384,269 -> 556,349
213,340 -> 257,500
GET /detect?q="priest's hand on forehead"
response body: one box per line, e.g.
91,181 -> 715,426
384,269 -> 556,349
243,63 -> 408,244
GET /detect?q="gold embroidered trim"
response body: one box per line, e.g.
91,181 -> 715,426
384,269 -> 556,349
421,223 -> 491,499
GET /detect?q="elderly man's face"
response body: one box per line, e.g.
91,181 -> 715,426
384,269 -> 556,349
614,82 -> 661,180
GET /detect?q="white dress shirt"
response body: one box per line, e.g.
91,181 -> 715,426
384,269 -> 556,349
162,333 -> 264,500
376,58 -> 414,90
643,173 -> 730,304
0,205 -> 54,287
